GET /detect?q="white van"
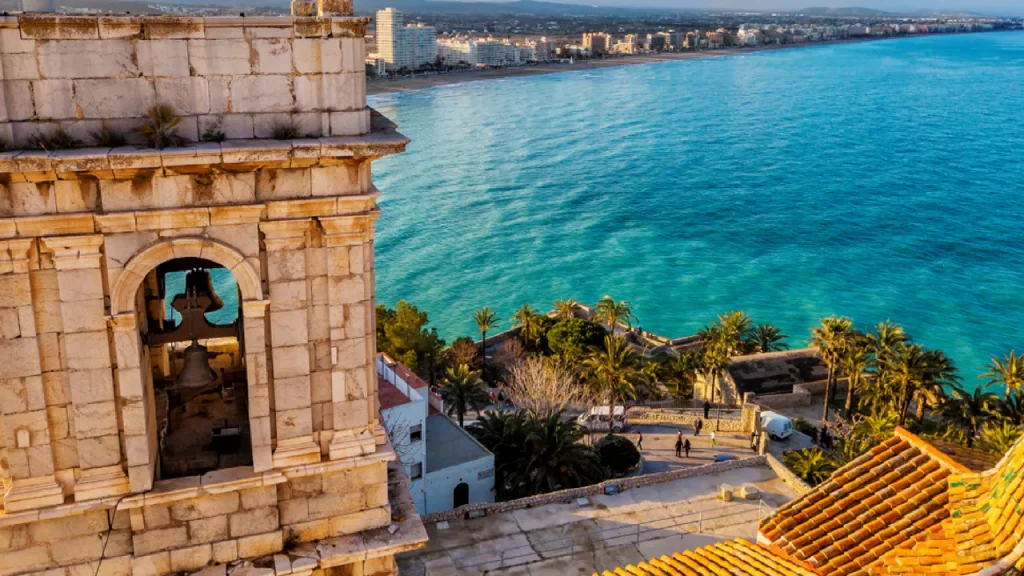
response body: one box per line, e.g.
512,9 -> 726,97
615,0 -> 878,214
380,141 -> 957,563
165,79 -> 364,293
577,406 -> 628,433
760,411 -> 794,441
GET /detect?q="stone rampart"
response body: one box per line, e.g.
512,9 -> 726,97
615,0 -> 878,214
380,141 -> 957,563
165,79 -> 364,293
0,13 -> 371,148
420,456 -> 768,524
764,453 -> 813,496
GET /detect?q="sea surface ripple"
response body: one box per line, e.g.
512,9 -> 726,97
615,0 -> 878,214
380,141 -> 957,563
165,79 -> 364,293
369,32 -> 1024,384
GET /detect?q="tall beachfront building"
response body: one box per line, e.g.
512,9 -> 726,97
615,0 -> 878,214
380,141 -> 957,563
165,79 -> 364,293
376,8 -> 437,72
438,37 -> 521,67
0,3 -> 427,576
582,32 -> 612,55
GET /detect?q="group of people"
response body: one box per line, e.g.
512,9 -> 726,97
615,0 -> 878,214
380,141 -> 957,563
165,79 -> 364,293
811,425 -> 834,451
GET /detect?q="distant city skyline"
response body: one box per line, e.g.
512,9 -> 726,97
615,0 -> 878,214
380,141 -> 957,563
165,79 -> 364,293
438,0 -> 1024,16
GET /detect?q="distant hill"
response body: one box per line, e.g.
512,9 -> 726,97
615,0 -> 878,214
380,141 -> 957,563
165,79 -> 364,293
352,0 -> 653,15
796,6 -> 894,16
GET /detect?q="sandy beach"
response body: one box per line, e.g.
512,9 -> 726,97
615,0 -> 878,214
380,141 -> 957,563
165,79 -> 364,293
367,36 -> 898,96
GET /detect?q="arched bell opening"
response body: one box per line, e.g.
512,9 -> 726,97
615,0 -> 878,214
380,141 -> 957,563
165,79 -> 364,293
139,256 -> 252,480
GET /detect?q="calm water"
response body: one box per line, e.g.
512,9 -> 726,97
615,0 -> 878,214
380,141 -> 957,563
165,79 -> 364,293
369,32 -> 1024,384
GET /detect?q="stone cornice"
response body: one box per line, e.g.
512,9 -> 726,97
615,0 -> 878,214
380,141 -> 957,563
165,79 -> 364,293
0,14 -> 370,38
0,193 -> 380,239
0,133 -> 409,179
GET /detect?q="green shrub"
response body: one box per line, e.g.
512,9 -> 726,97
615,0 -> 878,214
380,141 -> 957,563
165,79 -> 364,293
547,317 -> 606,361
140,105 -> 185,149
595,434 -> 641,475
28,127 -> 81,151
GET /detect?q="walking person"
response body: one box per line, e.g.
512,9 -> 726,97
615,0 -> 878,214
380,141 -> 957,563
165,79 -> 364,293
710,430 -> 717,448
684,438 -> 691,458
695,418 -> 703,437
703,400 -> 711,419
637,431 -> 643,450
675,436 -> 683,458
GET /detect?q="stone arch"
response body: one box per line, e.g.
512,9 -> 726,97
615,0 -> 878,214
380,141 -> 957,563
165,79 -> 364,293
111,237 -> 263,316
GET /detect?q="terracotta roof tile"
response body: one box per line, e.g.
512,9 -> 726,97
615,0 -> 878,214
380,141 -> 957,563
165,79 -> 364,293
594,430 -> 1024,576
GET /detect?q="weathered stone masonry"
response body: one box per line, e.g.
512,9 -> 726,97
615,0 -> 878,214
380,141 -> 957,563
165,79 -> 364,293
0,9 -> 427,576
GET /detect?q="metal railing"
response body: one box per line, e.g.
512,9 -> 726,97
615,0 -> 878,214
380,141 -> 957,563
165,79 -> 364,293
450,498 -> 777,571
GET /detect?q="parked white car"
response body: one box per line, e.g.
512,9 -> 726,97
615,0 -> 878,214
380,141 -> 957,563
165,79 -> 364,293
760,411 -> 794,441
577,406 -> 628,433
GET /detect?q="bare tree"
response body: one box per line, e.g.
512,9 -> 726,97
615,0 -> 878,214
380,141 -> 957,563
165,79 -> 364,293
505,356 -> 584,417
380,410 -> 416,463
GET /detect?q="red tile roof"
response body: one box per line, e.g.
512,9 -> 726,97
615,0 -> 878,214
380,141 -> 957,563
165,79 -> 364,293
594,427 -> 1024,576
378,375 -> 411,410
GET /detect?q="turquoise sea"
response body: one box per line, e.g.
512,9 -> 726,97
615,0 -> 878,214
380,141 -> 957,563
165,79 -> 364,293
369,32 -> 1024,385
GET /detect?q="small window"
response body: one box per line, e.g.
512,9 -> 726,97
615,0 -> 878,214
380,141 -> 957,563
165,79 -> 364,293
409,463 -> 422,480
409,424 -> 422,443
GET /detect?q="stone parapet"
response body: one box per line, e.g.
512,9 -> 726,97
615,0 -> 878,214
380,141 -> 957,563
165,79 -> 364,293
0,14 -> 375,148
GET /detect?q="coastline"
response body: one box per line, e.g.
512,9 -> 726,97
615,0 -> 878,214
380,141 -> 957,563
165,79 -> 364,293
366,33 -> 984,96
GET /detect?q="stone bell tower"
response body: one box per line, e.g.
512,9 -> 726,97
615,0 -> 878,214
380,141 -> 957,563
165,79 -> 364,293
0,4 -> 426,576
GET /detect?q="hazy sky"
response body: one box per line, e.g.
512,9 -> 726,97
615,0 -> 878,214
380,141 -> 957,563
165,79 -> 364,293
495,0 -> 1024,15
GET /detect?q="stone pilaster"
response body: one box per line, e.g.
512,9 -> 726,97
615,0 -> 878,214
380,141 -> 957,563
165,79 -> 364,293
320,214 -> 379,460
42,235 -> 129,502
110,313 -> 157,493
260,219 -> 321,469
0,238 -> 65,512
243,299 -> 274,473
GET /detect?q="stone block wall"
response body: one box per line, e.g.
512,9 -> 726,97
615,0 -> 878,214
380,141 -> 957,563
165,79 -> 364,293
0,14 -> 372,149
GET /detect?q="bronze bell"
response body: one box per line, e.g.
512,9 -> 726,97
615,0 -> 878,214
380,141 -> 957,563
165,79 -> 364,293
174,342 -> 218,390
184,269 -> 224,313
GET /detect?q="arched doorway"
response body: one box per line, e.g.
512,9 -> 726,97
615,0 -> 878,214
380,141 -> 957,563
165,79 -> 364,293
111,238 -> 268,481
453,482 -> 470,508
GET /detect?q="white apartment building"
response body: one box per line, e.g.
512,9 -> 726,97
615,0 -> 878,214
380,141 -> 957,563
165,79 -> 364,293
527,37 -> 556,60
377,354 -> 495,515
376,8 -> 438,72
582,31 -> 612,55
438,37 -> 521,67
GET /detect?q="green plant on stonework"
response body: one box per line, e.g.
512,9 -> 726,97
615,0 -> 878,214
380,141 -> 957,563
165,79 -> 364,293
140,105 -> 185,150
547,317 -> 606,366
91,124 -> 128,148
283,528 -> 299,551
28,127 -> 81,151
270,122 -> 300,140
595,434 -> 640,475
201,124 -> 227,142
783,448 -> 837,486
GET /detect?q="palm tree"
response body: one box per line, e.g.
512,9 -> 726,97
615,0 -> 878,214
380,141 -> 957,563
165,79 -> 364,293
514,411 -> 604,496
809,316 -> 853,422
473,307 -> 498,382
884,343 -> 929,426
714,311 -> 754,355
553,299 -> 582,319
697,325 -> 731,428
747,324 -> 789,353
583,335 -> 638,436
441,364 -> 490,428
593,296 -> 633,335
941,384 -> 999,448
983,351 -> 1024,398
840,338 -> 873,416
467,410 -> 530,500
783,448 -> 837,485
914,349 -> 958,422
978,421 -> 1022,456
852,408 -> 898,445
510,304 -> 544,349
1000,390 -> 1024,426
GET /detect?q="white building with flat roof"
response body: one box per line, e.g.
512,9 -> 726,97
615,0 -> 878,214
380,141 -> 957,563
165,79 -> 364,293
377,354 -> 495,515
376,8 -> 438,72
437,37 -> 521,67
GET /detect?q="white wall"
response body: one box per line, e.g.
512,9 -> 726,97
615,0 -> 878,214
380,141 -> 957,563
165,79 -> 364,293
414,453 -> 495,515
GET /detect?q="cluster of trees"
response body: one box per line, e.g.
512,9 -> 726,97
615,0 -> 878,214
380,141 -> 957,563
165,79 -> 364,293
783,316 -> 1024,485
